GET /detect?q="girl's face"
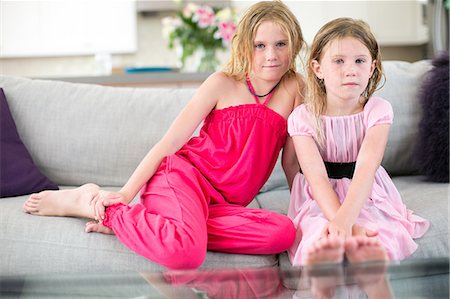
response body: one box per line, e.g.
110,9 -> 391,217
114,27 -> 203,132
251,21 -> 290,82
312,36 -> 376,105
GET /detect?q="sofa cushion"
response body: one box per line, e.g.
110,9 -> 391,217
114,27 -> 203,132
256,186 -> 290,215
0,88 -> 58,197
391,176 -> 449,259
374,60 -> 432,176
0,76 -> 196,186
0,187 -> 277,276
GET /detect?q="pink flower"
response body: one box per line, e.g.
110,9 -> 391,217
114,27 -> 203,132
214,21 -> 237,45
182,3 -> 198,18
192,6 -> 215,28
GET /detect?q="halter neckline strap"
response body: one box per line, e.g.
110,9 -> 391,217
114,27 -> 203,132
245,74 -> 280,105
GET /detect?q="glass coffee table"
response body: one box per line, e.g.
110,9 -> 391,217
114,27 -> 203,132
1,257 -> 448,298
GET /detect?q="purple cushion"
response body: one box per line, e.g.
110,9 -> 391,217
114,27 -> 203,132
0,88 -> 58,197
415,52 -> 449,183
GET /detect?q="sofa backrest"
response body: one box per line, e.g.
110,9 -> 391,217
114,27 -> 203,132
0,76 -> 195,186
0,59 -> 432,188
374,60 -> 432,176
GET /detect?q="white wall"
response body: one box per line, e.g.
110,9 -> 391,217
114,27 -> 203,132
232,0 -> 428,46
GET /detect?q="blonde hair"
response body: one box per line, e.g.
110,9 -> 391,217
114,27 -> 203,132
223,0 -> 305,83
306,17 -> 384,146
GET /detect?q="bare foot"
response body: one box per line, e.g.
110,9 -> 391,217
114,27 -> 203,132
345,236 -> 387,264
304,235 -> 345,266
303,236 -> 345,299
345,237 -> 393,299
23,183 -> 99,219
85,221 -> 115,235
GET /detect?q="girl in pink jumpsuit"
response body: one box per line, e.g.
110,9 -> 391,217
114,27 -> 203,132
24,1 -> 306,270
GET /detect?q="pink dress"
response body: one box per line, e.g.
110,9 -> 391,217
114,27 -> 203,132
287,97 -> 429,265
102,91 -> 296,269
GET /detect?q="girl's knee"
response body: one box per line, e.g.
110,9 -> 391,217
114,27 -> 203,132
162,245 -> 206,270
268,217 -> 296,252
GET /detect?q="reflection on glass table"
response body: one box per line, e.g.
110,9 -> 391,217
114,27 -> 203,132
1,257 -> 448,299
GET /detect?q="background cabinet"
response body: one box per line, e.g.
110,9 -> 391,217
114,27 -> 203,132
0,1 -> 137,57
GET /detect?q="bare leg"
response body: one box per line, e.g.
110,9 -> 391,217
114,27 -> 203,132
345,236 -> 393,299
23,183 -> 99,219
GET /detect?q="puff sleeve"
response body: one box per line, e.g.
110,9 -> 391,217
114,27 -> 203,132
364,97 -> 394,128
288,104 -> 315,137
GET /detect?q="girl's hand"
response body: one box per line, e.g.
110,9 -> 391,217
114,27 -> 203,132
320,220 -> 352,239
90,190 -> 127,222
322,221 -> 378,239
352,224 -> 378,237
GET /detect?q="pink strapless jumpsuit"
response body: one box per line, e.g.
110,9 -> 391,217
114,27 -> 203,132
102,94 -> 295,270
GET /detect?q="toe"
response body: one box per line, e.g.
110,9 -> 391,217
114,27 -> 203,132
344,238 -> 358,253
23,202 -> 37,213
85,224 -> 96,233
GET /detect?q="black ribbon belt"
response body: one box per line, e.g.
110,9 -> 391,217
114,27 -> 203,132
300,161 -> 356,179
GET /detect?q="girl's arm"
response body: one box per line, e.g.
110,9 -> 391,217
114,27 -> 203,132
281,136 -> 299,191
292,135 -> 341,220
282,78 -> 304,190
331,124 -> 391,235
95,73 -> 224,213
118,73 -> 224,202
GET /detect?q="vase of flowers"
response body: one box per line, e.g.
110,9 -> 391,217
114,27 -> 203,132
162,2 -> 237,72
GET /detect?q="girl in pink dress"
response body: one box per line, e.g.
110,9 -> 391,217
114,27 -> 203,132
23,1 -> 305,270
287,18 -> 429,267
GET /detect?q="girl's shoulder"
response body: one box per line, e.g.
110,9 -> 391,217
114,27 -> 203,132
364,96 -> 394,127
289,103 -> 311,123
283,72 -> 306,108
198,71 -> 241,97
288,103 -> 315,136
202,71 -> 237,88
291,102 -> 309,114
364,96 -> 392,111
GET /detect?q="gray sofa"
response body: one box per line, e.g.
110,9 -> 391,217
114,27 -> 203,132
0,60 -> 448,276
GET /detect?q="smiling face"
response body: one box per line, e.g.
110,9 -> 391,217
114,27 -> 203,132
312,36 -> 376,109
251,21 -> 291,82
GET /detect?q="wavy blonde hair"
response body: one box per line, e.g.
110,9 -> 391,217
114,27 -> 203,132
223,0 -> 305,83
306,18 -> 384,146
